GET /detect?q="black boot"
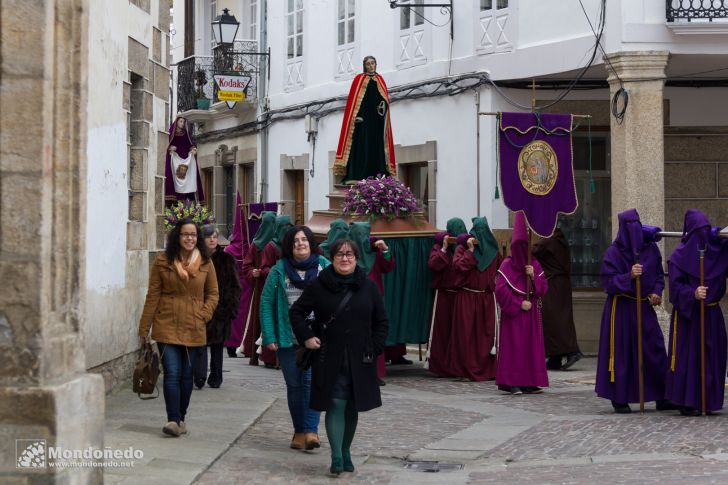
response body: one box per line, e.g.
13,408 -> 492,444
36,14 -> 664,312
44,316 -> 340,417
561,352 -> 583,370
546,356 -> 563,370
612,401 -> 631,414
226,347 -> 237,358
679,406 -> 701,417
656,398 -> 678,411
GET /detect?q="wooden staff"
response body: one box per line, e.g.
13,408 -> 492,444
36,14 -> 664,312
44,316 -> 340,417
423,289 -> 439,370
699,249 -> 706,416
526,229 -> 532,301
635,252 -> 644,414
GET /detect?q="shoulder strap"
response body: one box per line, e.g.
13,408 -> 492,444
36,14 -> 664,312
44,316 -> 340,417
334,290 -> 353,318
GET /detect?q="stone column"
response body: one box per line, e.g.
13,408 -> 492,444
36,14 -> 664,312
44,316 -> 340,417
606,51 -> 670,235
606,51 -> 671,336
0,1 -> 104,483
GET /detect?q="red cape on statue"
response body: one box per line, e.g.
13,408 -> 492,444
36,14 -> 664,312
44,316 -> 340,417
334,73 -> 396,177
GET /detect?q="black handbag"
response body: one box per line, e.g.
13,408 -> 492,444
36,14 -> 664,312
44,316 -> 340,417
295,290 -> 352,370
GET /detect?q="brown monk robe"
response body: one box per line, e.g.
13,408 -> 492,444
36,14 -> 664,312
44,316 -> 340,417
532,228 -> 582,370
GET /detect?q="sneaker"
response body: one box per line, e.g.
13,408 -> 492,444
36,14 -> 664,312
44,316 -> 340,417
226,347 -> 238,358
612,402 -> 632,414
163,421 -> 181,437
561,352 -> 583,371
510,386 -> 524,395
179,421 -> 187,434
304,432 -> 321,450
290,432 -> 305,450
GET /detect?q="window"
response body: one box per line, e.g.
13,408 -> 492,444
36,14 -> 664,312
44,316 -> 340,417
286,0 -> 304,59
400,0 -> 424,30
249,0 -> 258,39
207,0 -> 217,54
481,0 -> 508,9
562,132 -> 611,290
337,0 -> 355,45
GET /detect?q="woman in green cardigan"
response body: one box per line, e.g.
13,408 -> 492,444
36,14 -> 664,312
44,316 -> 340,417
260,225 -> 330,451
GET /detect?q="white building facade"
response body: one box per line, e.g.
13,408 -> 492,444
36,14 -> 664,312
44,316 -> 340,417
174,0 -> 728,351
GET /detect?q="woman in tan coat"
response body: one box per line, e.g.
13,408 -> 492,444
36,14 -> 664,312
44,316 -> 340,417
138,218 -> 219,437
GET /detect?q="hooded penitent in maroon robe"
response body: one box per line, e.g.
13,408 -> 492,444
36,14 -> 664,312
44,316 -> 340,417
448,217 -> 502,381
164,116 -> 205,202
665,209 -> 728,414
223,193 -> 253,353
594,209 -> 668,409
229,204 -> 278,358
532,228 -> 581,365
426,218 -> 468,377
495,212 -> 549,390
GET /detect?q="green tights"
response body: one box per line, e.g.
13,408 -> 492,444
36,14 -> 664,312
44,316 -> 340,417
325,398 -> 358,462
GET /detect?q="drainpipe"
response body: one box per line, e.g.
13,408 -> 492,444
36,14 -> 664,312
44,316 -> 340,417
475,90 -> 481,217
258,0 -> 269,202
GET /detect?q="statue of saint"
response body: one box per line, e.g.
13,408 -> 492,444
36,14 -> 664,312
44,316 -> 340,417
334,56 -> 397,183
164,116 -> 205,203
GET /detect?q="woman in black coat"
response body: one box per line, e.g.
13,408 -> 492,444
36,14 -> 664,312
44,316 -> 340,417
290,238 -> 388,476
194,225 -> 242,388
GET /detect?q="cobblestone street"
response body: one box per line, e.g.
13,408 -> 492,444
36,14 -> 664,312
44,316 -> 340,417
183,355 -> 728,484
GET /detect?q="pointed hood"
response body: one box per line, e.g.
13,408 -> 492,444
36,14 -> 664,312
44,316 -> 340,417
349,221 -> 376,274
252,211 -> 277,250
498,212 -> 544,294
224,192 -> 248,260
614,208 -> 644,263
271,215 -> 293,250
470,217 -> 499,271
319,218 -> 350,258
669,209 -> 728,279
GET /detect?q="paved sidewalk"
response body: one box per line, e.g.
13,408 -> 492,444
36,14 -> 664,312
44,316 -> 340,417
105,352 -> 728,484
103,356 -> 276,484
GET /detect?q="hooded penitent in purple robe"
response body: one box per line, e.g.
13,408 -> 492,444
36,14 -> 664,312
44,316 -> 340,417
594,209 -> 668,406
223,193 -> 252,350
165,116 -> 205,202
495,212 -> 549,389
665,209 -> 728,412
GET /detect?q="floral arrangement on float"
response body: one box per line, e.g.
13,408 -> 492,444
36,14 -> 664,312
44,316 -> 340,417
342,175 -> 421,221
163,200 -> 216,231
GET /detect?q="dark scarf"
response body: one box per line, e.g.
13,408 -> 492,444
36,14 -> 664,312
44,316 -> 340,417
318,265 -> 366,293
283,254 -> 321,289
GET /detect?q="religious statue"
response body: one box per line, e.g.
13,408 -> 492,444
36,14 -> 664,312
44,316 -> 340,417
164,116 -> 205,203
334,56 -> 397,183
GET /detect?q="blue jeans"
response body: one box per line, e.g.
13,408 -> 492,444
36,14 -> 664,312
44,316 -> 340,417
158,343 -> 198,424
277,346 -> 320,433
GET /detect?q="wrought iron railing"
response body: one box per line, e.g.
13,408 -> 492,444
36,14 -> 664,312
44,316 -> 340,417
667,0 -> 728,22
176,39 -> 264,112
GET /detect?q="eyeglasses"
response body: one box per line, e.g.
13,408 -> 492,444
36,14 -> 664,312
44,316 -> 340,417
180,233 -> 197,239
334,252 -> 356,260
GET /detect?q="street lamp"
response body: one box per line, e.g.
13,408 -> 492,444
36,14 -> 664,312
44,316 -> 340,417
211,8 -> 239,46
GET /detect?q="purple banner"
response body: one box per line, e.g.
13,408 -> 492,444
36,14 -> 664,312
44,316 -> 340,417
498,112 -> 578,238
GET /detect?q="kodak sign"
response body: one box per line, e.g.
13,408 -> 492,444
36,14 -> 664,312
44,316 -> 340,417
214,75 -> 250,102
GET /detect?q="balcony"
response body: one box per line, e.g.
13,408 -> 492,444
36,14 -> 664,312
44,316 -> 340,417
176,40 -> 263,113
667,0 -> 728,33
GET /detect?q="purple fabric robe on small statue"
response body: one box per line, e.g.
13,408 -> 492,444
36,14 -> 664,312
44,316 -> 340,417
495,212 -> 549,388
665,209 -> 728,412
165,116 -> 205,202
594,209 -> 668,405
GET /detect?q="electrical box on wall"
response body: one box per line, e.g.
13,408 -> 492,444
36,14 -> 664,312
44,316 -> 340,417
304,114 -> 318,134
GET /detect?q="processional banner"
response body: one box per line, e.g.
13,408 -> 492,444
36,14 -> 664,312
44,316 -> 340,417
498,112 -> 578,238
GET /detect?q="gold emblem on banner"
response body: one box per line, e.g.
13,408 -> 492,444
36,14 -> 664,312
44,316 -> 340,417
518,140 -> 558,195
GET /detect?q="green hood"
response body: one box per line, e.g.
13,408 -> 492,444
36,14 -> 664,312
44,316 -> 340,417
272,215 -> 293,250
320,218 -> 350,259
349,221 -> 376,274
252,211 -> 277,250
470,217 -> 499,272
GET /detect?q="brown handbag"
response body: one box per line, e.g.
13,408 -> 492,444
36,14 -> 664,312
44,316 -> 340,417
133,342 -> 161,399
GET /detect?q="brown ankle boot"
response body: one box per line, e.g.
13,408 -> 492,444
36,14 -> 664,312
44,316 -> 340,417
290,432 -> 305,450
304,432 -> 321,450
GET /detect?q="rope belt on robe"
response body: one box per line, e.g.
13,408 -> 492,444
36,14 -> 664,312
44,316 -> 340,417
670,300 -> 720,372
609,294 -> 648,383
462,288 -> 487,293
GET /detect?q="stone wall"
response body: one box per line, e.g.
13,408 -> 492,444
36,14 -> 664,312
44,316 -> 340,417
1,0 -> 105,481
